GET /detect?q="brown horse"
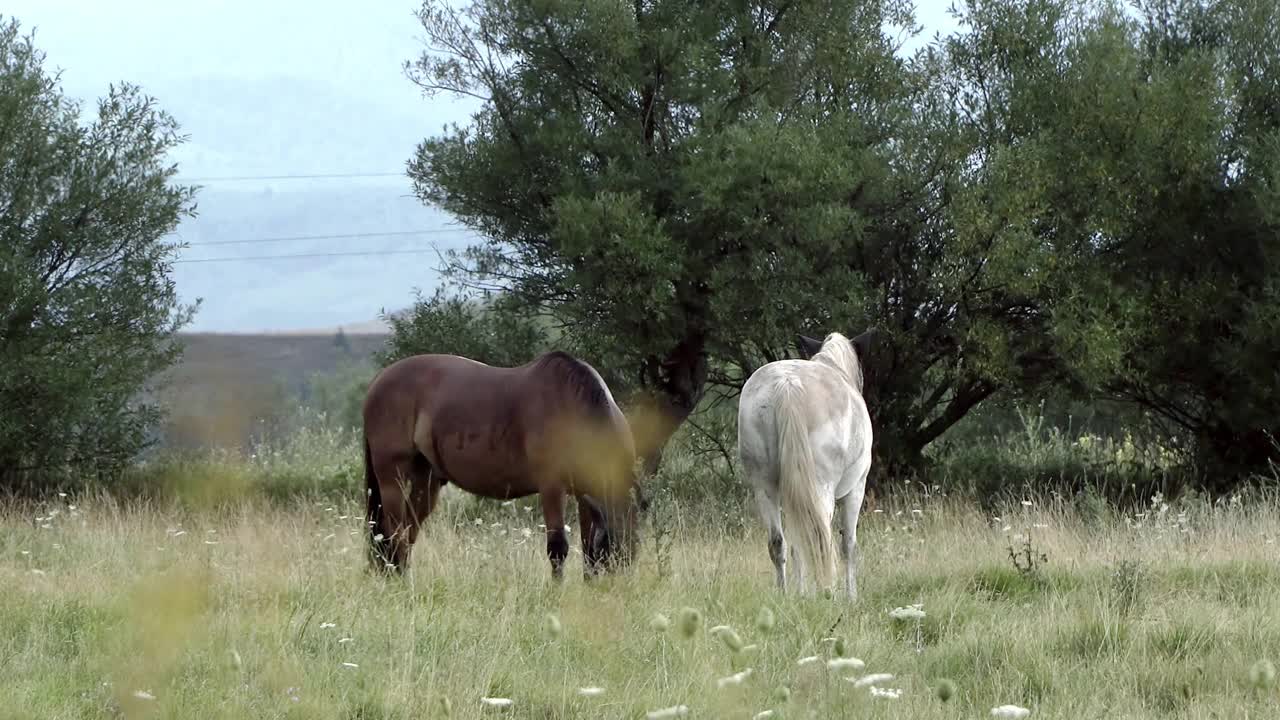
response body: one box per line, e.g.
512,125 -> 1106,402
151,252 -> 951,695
361,350 -> 644,580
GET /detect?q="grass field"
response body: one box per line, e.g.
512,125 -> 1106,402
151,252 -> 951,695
3,483 -> 1278,720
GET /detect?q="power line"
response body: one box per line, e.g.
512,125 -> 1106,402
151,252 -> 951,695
182,228 -> 475,247
174,248 -> 468,264
176,171 -> 406,182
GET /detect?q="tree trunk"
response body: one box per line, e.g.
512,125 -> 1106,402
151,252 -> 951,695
631,333 -> 708,477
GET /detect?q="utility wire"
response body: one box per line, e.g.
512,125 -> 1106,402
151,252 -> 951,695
175,171 -> 406,182
181,228 -> 475,247
173,248 -> 468,264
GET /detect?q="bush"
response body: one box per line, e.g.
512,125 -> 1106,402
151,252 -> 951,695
379,288 -> 550,369
0,18 -> 197,496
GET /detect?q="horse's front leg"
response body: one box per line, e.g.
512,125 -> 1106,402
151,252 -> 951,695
540,487 -> 569,582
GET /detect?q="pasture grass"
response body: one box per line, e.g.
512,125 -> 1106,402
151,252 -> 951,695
2,486 -> 1278,720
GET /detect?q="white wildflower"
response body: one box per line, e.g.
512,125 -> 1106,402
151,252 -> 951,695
320,622 -> 336,629
991,704 -> 1031,718
869,686 -> 903,699
850,673 -> 895,688
645,705 -> 689,719
481,697 -> 513,708
888,605 -> 926,621
826,657 -> 866,672
716,668 -> 753,688
578,687 -> 605,697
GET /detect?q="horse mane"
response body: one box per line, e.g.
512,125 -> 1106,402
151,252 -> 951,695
533,351 -> 615,417
813,332 -> 864,393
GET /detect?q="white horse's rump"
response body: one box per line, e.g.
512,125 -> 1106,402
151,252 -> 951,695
737,332 -> 874,599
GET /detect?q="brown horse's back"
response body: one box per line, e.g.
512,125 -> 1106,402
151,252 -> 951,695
363,352 -> 633,500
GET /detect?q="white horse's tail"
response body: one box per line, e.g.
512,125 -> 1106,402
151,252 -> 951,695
774,376 -> 836,589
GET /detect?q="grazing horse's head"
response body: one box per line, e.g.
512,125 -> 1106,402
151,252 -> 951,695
583,466 -> 645,572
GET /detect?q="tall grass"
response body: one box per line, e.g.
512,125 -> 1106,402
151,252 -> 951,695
9,401 -> 1271,717
3,479 -> 1277,719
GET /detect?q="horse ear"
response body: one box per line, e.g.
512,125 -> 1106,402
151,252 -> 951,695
851,328 -> 876,359
796,334 -> 823,359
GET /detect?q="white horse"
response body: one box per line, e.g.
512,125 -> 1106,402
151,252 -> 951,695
737,331 -> 874,599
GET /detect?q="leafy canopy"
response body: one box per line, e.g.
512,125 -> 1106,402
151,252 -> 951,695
0,17 -> 197,493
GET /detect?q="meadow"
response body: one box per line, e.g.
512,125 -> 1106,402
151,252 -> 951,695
2,412 -> 1279,720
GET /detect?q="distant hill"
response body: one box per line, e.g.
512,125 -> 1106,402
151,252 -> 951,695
152,328 -> 390,450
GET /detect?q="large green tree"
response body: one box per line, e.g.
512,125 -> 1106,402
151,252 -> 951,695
0,17 -> 197,493
404,0 -> 1055,479
944,0 -> 1280,489
403,0 -> 1279,490
405,0 -> 1105,480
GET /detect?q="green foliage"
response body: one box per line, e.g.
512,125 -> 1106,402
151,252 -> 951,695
119,409 -> 362,505
940,0 -> 1280,487
929,401 -> 1192,506
294,360 -> 375,432
402,0 -> 1280,491
378,287 -> 550,369
0,17 -> 196,495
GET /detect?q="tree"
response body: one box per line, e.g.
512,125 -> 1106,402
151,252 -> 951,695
332,327 -> 352,354
378,287 -> 550,369
402,0 -> 1278,490
0,18 -> 197,494
404,0 -> 933,474
942,0 -> 1280,490
1086,0 -> 1280,488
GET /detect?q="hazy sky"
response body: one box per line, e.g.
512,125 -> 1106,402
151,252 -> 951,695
5,0 -> 960,332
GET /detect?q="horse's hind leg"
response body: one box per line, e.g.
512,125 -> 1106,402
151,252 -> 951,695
837,491 -> 862,601
577,497 -> 604,579
838,465 -> 869,601
371,453 -> 434,574
754,488 -> 787,591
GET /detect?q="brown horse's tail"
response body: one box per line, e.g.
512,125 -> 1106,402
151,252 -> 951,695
364,436 -> 391,571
